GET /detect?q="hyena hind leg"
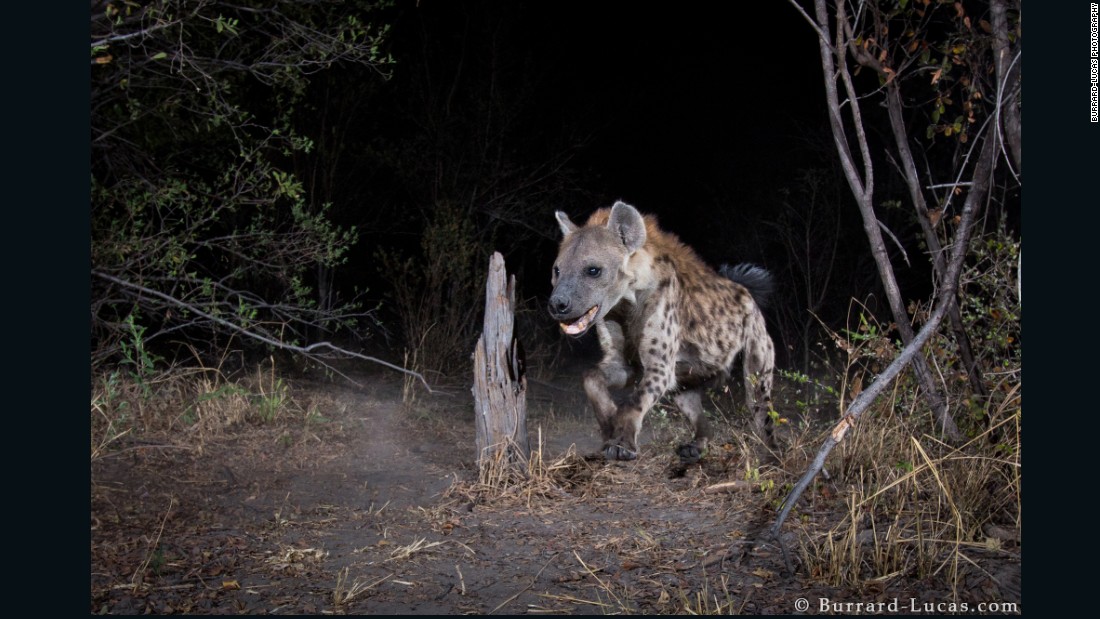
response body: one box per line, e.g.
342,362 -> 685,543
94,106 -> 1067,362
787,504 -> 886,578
672,389 -> 711,464
743,337 -> 777,451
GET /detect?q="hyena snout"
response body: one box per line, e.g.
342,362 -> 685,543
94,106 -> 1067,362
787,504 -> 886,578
548,284 -> 601,336
547,293 -> 574,318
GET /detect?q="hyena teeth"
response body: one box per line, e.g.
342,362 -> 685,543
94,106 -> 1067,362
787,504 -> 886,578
560,305 -> 599,335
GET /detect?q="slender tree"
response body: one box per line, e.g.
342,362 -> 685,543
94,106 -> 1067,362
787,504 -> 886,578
786,0 -> 1022,438
770,0 -> 1022,542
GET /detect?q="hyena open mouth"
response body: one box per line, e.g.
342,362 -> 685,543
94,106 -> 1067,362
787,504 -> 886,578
559,305 -> 599,335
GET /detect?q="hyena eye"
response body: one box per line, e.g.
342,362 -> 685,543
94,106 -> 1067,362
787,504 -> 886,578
586,266 -> 602,278
553,266 -> 560,278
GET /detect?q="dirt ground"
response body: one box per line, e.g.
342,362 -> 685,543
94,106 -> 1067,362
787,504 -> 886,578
90,362 -> 1021,614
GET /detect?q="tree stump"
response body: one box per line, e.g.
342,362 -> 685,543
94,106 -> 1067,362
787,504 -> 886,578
472,252 -> 529,480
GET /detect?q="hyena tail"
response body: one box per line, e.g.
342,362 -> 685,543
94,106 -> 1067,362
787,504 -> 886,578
719,263 -> 775,309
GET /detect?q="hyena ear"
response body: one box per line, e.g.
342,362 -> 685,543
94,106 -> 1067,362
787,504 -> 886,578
555,210 -> 579,237
609,201 -> 646,252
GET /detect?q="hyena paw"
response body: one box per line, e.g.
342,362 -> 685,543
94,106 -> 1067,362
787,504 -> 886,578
676,443 -> 705,464
602,441 -> 637,461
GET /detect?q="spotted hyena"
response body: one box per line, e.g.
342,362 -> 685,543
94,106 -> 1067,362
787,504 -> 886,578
549,201 -> 776,462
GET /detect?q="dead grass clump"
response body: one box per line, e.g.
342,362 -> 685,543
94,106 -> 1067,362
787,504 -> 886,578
794,397 -> 1021,597
673,572 -> 741,615
385,537 -> 446,562
446,429 -> 599,509
91,358 -> 320,459
791,237 -> 1021,600
333,568 -> 390,607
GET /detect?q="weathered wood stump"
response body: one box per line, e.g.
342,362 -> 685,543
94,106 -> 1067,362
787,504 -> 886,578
472,252 -> 529,479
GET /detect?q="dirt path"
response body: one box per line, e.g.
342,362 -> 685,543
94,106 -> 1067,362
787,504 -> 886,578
91,368 -> 1020,614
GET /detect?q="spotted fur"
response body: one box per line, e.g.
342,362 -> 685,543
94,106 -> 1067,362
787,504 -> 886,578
549,201 -> 777,461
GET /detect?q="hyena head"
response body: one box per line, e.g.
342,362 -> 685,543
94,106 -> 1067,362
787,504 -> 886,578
548,201 -> 647,336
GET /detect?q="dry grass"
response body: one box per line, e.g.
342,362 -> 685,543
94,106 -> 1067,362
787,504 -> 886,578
782,249 -> 1022,601
90,357 -> 321,460
92,347 -> 1019,614
793,391 -> 1021,597
129,497 -> 177,593
534,546 -> 751,615
385,537 -> 446,562
451,426 -> 598,510
333,568 -> 390,607
674,572 -> 741,615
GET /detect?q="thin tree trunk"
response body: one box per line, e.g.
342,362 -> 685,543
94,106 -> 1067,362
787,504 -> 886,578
770,121 -> 998,542
885,84 -> 987,399
990,0 -> 1022,175
472,252 -> 529,475
807,0 -> 958,439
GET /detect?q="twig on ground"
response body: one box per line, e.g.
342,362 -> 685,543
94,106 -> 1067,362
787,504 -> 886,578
131,497 -> 177,592
490,552 -> 559,614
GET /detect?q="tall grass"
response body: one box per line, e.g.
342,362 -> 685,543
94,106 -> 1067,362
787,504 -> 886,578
91,357 -> 313,459
791,227 -> 1021,597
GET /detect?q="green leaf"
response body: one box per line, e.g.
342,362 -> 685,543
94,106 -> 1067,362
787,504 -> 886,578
152,52 -> 167,60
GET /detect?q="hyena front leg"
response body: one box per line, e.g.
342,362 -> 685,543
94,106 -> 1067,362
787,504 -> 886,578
672,388 -> 711,464
604,301 -> 680,460
585,321 -> 631,443
605,373 -> 672,461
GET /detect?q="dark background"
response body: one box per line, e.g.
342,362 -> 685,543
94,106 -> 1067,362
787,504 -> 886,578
298,0 -> 928,368
369,0 -> 831,250
85,0 -> 1035,374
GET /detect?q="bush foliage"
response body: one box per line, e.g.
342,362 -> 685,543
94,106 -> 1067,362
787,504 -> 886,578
91,0 -> 393,369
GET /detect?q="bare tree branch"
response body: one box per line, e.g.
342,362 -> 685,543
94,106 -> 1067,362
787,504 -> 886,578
768,110 -> 1000,547
883,83 -> 987,398
93,270 -> 433,392
800,0 -> 957,438
990,0 -> 1022,175
876,219 -> 910,267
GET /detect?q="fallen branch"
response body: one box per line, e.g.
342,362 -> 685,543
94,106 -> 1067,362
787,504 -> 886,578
489,552 -> 558,614
703,480 -> 756,494
132,497 -> 177,592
